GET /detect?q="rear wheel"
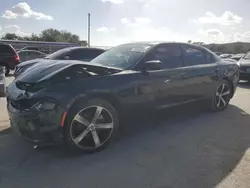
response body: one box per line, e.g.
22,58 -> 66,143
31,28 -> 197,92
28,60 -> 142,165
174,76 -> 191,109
63,98 -> 119,153
211,80 -> 232,112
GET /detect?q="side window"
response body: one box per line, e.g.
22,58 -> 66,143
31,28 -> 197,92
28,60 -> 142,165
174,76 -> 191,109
147,44 -> 183,69
88,49 -> 105,60
0,45 -> 14,54
68,49 -> 87,60
182,45 -> 206,66
69,49 -> 105,61
205,52 -> 215,64
18,52 -> 26,61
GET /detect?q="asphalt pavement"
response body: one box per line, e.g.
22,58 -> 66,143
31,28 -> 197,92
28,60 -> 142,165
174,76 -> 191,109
1,77 -> 250,188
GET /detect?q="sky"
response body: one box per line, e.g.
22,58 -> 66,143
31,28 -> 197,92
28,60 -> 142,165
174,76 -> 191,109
1,0 -> 250,46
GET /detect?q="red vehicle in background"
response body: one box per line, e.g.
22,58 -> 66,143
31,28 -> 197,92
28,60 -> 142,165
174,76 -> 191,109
0,43 -> 21,75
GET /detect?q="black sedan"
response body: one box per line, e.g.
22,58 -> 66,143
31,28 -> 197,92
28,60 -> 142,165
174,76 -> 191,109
237,52 -> 250,81
14,46 -> 106,77
6,42 -> 239,152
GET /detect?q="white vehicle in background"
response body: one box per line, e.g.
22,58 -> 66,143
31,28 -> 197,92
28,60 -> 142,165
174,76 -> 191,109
231,53 -> 245,61
17,50 -> 46,62
220,54 -> 233,59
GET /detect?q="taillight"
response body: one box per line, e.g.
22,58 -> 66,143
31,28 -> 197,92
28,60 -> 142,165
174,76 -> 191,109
14,54 -> 20,62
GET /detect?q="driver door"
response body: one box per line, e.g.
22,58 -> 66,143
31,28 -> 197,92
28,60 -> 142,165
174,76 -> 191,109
139,43 -> 190,108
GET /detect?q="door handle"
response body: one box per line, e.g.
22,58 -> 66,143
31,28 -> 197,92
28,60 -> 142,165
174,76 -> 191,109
214,67 -> 220,72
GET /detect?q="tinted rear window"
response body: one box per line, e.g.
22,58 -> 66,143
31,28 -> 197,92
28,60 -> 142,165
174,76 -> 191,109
0,44 -> 15,54
182,45 -> 206,66
69,49 -> 105,61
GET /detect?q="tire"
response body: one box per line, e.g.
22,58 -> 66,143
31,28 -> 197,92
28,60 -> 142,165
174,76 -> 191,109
63,98 -> 119,153
211,80 -> 232,112
5,66 -> 10,76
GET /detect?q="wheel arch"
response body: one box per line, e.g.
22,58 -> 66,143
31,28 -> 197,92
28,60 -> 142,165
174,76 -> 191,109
63,93 -> 122,126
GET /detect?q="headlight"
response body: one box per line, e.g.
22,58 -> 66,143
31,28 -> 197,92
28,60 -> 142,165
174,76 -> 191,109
31,101 -> 56,111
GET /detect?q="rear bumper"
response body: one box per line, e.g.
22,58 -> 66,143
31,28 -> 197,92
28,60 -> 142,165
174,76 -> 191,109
7,101 -> 65,144
8,61 -> 20,70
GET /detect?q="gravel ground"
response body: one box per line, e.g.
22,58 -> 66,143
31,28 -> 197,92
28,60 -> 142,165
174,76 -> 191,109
1,78 -> 250,188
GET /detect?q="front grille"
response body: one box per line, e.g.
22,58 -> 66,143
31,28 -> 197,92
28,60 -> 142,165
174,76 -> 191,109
10,99 -> 37,110
239,65 -> 250,72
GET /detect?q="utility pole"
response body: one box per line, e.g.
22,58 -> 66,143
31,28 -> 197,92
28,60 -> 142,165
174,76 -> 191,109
88,13 -> 91,47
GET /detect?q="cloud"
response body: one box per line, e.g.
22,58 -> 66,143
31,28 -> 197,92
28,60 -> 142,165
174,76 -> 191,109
2,10 -> 18,19
0,25 -> 30,36
96,26 -> 115,32
121,17 -> 151,26
198,28 -> 250,43
2,2 -> 53,20
134,17 -> 151,24
100,0 -> 123,4
199,28 -> 222,36
121,18 -> 130,24
190,11 -> 242,26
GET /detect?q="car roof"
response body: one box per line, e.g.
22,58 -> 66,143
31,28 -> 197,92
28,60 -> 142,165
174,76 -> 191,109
0,42 -> 11,46
18,50 -> 44,53
65,46 -> 107,51
120,41 -> 205,48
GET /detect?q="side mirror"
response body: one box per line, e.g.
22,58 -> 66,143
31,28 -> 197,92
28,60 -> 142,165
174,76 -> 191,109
64,56 -> 70,60
143,60 -> 163,71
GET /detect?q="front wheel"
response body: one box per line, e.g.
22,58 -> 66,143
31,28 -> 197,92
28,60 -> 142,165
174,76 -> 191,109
211,80 -> 232,112
63,98 -> 119,153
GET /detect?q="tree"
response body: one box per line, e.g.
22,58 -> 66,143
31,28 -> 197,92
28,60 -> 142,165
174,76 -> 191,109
79,40 -> 88,46
234,44 -> 243,54
1,28 -> 87,45
192,42 -> 205,45
1,33 -> 23,40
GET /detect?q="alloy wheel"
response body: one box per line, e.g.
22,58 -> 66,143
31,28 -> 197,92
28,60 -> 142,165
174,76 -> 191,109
70,105 -> 114,149
215,82 -> 231,109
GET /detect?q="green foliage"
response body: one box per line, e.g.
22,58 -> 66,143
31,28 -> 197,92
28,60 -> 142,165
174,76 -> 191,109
204,42 -> 250,54
1,28 -> 87,46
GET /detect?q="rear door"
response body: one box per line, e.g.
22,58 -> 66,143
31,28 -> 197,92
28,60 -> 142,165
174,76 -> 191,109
181,44 -> 218,99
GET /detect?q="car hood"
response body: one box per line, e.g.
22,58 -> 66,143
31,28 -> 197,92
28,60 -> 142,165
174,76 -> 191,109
15,60 -> 122,84
238,58 -> 250,66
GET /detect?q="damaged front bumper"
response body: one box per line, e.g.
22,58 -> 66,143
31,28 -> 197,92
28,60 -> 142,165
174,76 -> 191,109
7,98 -> 66,145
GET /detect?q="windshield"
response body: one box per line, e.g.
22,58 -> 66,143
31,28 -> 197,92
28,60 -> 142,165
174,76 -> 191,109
45,48 -> 70,60
243,52 -> 250,59
90,43 -> 152,69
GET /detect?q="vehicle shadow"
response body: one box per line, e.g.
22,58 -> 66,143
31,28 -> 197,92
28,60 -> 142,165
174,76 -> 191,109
1,103 -> 250,188
238,81 -> 250,89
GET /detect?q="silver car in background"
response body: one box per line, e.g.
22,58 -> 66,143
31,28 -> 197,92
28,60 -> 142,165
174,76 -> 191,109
17,50 -> 46,62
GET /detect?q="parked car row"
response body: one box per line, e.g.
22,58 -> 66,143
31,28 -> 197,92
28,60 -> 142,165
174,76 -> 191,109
14,46 -> 106,77
237,52 -> 250,81
0,43 -> 21,75
6,41 -> 239,153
